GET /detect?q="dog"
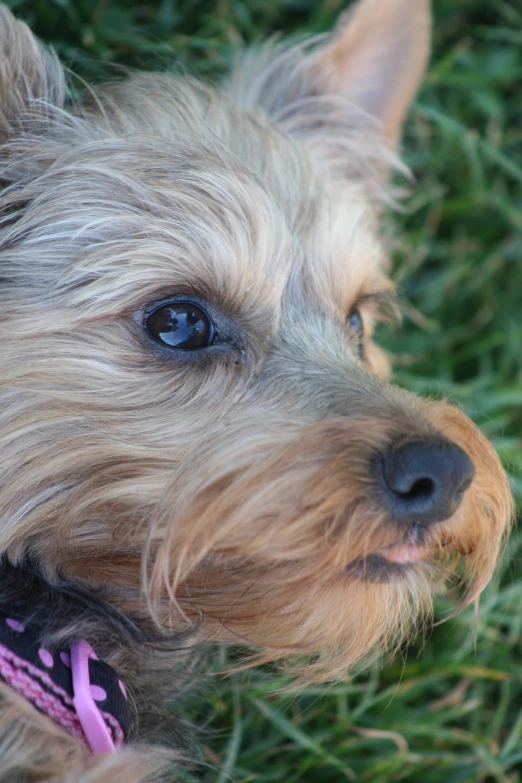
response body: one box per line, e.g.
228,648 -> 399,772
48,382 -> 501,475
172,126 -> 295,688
0,0 -> 513,780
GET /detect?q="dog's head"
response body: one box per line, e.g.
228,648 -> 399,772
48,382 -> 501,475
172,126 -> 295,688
0,0 -> 512,680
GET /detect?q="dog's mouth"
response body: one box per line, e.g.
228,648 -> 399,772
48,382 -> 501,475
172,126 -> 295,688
379,541 -> 430,565
345,523 -> 451,583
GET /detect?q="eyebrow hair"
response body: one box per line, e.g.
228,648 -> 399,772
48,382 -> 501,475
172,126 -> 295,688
355,287 -> 401,323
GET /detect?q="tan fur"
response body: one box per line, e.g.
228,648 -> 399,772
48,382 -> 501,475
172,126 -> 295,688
0,0 -> 513,780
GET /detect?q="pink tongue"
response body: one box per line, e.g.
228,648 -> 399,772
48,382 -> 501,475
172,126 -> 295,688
380,544 -> 429,565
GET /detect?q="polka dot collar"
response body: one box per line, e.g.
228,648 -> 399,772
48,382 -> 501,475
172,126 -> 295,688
0,609 -> 130,753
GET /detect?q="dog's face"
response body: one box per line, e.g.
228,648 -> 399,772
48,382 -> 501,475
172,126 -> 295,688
0,0 -> 512,680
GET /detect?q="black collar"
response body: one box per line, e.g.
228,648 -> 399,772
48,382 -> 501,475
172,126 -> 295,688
0,557 -> 137,753
0,604 -> 131,751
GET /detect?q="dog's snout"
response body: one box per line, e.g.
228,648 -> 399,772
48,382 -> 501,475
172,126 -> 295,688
376,437 -> 475,525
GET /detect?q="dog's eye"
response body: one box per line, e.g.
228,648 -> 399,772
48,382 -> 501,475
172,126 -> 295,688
347,308 -> 365,359
348,308 -> 364,341
145,301 -> 215,350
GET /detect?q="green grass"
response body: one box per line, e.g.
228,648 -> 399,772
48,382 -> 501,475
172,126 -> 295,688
6,0 -> 522,780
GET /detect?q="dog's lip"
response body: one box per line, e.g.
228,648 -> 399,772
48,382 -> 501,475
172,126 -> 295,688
376,522 -> 433,564
345,524 -> 458,581
345,523 -> 434,575
378,542 -> 430,565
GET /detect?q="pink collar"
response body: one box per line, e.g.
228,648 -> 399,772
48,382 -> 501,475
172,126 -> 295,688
0,615 -> 129,753
70,639 -> 124,753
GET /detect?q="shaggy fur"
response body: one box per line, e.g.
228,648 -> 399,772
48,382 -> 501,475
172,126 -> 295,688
0,0 -> 513,780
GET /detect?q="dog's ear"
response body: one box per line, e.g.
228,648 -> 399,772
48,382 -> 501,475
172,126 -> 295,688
228,0 -> 429,165
318,0 -> 430,149
0,6 -> 65,143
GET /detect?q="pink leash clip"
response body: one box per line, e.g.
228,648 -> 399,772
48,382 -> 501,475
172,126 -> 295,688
70,640 -> 115,754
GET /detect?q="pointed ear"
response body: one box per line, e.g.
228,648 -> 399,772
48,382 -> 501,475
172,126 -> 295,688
319,0 -> 430,148
0,6 -> 65,143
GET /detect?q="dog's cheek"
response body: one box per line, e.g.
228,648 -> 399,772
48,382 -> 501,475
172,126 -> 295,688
364,341 -> 391,380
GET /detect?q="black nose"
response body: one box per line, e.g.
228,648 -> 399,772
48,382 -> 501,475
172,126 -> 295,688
376,436 -> 475,525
